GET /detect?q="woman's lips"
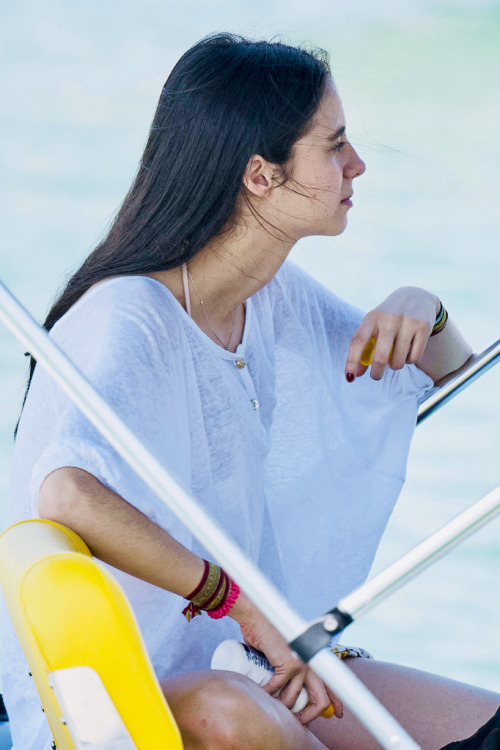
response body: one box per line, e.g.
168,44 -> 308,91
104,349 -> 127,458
341,196 -> 353,207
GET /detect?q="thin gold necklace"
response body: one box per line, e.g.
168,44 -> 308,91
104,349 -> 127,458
186,267 -> 241,351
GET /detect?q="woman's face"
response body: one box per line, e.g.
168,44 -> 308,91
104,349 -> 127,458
275,79 -> 366,239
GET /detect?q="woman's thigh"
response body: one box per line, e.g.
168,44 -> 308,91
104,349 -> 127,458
309,658 -> 500,750
159,669 -> 329,750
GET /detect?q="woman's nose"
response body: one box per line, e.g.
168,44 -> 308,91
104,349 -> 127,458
345,144 -> 366,179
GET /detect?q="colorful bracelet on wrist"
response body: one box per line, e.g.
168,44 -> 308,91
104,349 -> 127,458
430,301 -> 448,336
182,559 -> 240,622
207,580 -> 240,618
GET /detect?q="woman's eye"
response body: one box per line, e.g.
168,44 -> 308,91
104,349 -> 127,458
331,140 -> 346,152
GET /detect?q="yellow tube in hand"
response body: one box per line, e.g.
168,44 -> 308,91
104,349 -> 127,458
321,703 -> 335,718
305,701 -> 335,717
360,337 -> 394,367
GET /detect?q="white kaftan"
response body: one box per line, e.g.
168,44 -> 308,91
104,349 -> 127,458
0,261 -> 433,749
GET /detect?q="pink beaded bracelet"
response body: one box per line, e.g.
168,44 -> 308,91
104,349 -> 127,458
207,581 -> 240,619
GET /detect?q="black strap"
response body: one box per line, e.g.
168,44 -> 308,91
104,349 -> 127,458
289,608 -> 353,664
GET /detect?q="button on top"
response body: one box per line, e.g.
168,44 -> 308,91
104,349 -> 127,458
250,399 -> 260,410
236,359 -> 246,369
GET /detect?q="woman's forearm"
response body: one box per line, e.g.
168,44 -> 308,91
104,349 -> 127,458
417,315 -> 473,383
37,466 -> 205,597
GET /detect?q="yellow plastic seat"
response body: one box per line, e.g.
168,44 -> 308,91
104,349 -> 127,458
0,519 -> 183,749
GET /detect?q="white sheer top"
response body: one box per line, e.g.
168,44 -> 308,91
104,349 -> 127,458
1,261 -> 433,750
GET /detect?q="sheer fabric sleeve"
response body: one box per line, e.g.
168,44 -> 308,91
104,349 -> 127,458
29,280 -> 192,543
277,261 -> 434,403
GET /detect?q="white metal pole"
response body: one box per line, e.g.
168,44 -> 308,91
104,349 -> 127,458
0,281 -> 420,749
417,339 -> 500,423
338,486 -> 500,620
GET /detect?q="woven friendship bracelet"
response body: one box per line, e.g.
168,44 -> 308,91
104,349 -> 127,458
205,572 -> 231,611
189,562 -> 220,607
182,560 -> 240,621
207,581 -> 240,619
182,560 -> 217,621
434,302 -> 445,326
431,301 -> 448,336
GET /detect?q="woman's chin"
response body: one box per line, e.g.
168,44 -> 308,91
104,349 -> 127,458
294,215 -> 348,240
316,217 -> 349,237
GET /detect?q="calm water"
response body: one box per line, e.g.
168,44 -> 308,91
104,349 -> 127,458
1,0 -> 499,699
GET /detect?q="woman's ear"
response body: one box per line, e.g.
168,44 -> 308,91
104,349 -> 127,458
243,155 -> 275,197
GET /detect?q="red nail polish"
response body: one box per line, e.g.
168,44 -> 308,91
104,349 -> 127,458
346,372 -> 355,383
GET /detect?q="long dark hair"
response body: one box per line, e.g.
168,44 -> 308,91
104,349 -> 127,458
16,32 -> 330,435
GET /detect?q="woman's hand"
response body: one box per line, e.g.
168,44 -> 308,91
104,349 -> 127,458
229,592 -> 343,724
345,286 -> 439,382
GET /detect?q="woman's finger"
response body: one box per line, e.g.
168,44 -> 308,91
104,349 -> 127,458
263,666 -> 301,697
345,322 -> 377,381
407,324 -> 431,365
389,329 -> 414,370
294,671 -> 332,725
369,332 -> 396,380
390,316 -> 432,369
325,684 -> 344,719
278,672 -> 307,710
356,362 -> 369,378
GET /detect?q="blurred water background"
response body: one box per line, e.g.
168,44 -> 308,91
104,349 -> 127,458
0,0 -> 499,700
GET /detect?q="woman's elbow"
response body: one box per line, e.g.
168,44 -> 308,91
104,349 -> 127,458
37,467 -> 95,523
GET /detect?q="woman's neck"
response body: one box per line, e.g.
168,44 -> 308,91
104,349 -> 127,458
144,223 -> 296,345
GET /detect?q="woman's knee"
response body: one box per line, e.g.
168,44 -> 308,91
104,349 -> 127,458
163,671 -> 284,750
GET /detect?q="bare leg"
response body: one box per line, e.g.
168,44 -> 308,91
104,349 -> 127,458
160,669 -> 329,750
309,659 -> 500,750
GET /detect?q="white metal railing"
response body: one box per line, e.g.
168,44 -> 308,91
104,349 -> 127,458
334,485 -> 500,622
417,338 -> 500,423
1,279 -> 499,749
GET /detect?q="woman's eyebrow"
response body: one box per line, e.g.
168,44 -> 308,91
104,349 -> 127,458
325,125 -> 346,141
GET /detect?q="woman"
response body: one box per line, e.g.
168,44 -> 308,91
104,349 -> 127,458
2,33 -> 499,750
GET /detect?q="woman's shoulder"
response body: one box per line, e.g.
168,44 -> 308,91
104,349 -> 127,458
49,276 -> 187,367
54,275 -> 178,333
77,274 -> 173,309
269,260 -> 365,330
